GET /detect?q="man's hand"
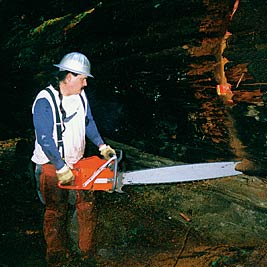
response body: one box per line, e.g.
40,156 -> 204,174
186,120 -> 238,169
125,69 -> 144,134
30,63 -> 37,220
56,164 -> 75,185
99,144 -> 116,160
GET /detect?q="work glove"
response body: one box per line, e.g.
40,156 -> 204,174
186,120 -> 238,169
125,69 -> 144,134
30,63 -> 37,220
99,144 -> 116,160
56,164 -> 75,185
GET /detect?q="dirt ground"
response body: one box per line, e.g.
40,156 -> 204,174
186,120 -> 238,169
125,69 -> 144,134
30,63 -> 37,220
95,245 -> 267,267
1,138 -> 267,267
92,181 -> 267,267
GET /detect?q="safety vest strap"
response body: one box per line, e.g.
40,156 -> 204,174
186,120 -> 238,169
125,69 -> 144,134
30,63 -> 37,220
44,88 -> 65,158
79,94 -> 89,126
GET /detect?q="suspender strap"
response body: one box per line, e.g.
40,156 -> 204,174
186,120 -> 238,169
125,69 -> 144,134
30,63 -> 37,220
79,94 -> 86,109
79,94 -> 89,126
44,88 -> 65,158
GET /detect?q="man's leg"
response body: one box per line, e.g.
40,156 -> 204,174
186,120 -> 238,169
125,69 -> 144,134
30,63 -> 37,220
40,164 -> 69,266
76,190 -> 96,257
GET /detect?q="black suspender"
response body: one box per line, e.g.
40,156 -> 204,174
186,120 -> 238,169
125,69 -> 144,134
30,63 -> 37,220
45,88 -> 65,158
79,94 -> 89,126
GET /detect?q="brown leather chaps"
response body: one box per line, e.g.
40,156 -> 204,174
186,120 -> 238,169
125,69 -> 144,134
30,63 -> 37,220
40,164 -> 95,260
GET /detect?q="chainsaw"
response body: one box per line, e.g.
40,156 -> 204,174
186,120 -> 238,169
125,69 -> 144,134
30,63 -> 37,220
58,150 -> 242,193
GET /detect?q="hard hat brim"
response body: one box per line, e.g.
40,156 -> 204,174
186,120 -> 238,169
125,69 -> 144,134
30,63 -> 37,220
53,64 -> 94,78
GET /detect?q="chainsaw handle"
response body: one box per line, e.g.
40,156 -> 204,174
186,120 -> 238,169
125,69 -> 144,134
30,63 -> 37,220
109,152 -> 115,158
115,149 -> 123,163
107,149 -> 122,162
110,149 -> 123,192
57,180 -> 79,190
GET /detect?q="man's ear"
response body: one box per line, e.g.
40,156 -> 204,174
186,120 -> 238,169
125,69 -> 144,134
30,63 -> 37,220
66,72 -> 73,81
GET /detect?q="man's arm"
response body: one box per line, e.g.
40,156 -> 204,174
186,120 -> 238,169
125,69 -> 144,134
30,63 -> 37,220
33,98 -> 65,170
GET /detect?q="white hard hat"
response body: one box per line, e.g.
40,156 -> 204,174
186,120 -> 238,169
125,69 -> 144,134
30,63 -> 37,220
54,52 -> 94,78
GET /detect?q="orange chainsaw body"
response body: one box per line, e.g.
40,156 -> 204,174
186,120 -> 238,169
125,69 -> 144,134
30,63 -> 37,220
58,156 -> 116,191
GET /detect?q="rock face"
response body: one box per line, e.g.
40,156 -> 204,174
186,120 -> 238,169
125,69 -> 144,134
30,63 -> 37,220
223,0 -> 267,175
2,0 -> 267,169
0,1 -> 236,155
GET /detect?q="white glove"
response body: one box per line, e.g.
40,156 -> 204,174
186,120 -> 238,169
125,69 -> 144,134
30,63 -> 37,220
56,164 -> 75,185
99,144 -> 116,160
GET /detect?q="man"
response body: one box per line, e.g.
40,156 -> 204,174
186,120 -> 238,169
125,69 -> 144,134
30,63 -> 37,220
31,52 -> 115,266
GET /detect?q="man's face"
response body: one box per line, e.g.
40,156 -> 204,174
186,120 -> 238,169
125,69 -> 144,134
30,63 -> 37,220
66,73 -> 88,95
